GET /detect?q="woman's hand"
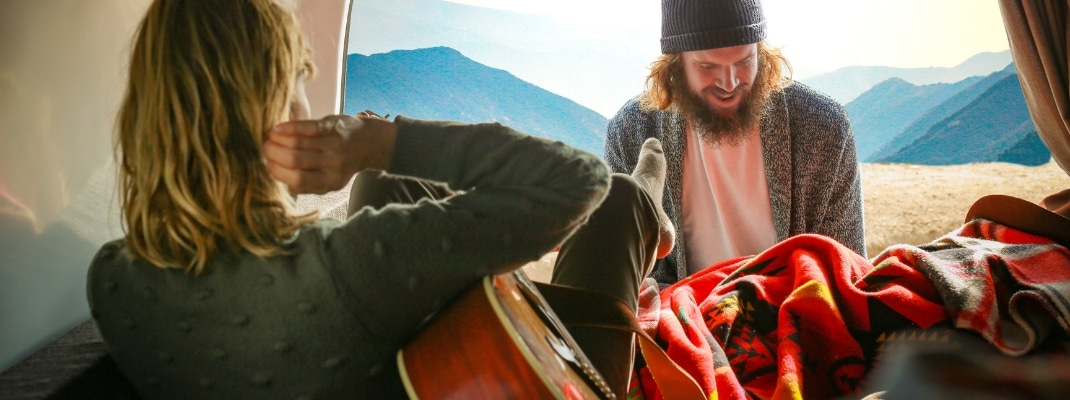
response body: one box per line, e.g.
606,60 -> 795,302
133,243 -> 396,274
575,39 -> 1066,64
264,114 -> 397,194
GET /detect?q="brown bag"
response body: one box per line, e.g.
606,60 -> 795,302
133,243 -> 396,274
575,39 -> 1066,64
964,189 -> 1070,248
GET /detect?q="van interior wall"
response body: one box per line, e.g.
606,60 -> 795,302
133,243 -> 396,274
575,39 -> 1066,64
0,0 -> 349,371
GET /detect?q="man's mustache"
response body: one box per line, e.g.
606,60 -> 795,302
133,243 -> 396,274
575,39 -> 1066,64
705,85 -> 750,100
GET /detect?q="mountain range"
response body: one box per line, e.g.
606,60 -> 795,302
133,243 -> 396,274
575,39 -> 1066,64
342,0 -> 1045,166
844,76 -> 983,161
344,46 -> 1050,166
845,63 -> 1050,166
800,51 -> 1014,105
347,0 -> 659,118
344,47 -> 607,156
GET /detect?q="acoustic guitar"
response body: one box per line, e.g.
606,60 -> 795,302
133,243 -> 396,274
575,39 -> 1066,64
397,270 -> 617,399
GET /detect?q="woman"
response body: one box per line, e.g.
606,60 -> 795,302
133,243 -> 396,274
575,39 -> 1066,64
89,0 -> 673,398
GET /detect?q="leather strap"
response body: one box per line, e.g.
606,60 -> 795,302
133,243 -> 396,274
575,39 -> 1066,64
536,283 -> 706,400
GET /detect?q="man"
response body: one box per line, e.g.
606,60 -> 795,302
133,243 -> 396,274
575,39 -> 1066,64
606,0 -> 865,286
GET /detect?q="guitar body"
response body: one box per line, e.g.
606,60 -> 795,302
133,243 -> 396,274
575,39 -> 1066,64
398,271 -> 612,399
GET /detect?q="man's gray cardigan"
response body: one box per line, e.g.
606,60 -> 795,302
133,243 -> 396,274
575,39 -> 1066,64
605,82 -> 866,286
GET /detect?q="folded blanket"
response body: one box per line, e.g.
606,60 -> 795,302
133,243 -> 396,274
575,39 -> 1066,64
630,219 -> 1070,400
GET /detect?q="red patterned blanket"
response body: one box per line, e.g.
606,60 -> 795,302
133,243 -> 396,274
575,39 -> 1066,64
630,219 -> 1070,400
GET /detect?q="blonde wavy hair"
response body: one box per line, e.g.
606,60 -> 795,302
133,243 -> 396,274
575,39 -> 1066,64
640,41 -> 794,111
116,0 -> 318,274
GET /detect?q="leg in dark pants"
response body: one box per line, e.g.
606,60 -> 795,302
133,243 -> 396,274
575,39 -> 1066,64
550,174 -> 663,399
552,174 -> 660,312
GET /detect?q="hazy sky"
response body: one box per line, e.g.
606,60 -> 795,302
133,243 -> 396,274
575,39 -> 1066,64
446,0 -> 1011,77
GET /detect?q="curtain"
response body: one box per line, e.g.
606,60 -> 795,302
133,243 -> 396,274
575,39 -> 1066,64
999,0 -> 1070,176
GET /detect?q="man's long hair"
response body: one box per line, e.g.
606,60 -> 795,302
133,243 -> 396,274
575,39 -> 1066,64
115,0 -> 318,274
639,41 -> 793,112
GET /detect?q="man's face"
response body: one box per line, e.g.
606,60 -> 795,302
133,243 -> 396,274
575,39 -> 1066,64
675,43 -> 768,146
681,44 -> 759,117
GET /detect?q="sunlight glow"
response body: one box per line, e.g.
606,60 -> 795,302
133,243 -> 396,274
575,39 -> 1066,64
445,0 -> 1011,76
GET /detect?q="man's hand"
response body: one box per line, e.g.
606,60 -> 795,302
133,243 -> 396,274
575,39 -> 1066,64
264,114 -> 397,195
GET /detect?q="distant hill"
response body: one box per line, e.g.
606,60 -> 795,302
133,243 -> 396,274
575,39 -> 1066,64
875,68 -> 1050,166
995,122 -> 1052,165
347,0 -> 658,117
868,64 -> 1017,162
344,47 -> 608,156
846,76 -> 982,160
801,51 -> 1013,104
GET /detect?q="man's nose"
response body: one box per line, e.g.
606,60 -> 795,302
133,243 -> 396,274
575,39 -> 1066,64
714,66 -> 739,93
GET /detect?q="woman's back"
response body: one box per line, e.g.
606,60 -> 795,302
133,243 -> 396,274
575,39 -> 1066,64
89,221 -> 402,399
91,114 -> 612,398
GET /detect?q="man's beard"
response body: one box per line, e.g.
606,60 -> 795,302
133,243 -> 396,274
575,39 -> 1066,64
672,64 -> 773,147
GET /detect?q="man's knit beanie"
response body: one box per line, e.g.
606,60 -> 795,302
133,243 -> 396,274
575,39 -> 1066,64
660,0 -> 767,54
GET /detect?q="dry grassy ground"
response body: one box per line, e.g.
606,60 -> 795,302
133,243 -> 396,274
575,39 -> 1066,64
861,160 -> 1069,257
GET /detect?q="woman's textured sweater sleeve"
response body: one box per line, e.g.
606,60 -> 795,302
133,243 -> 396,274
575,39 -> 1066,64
320,116 -> 611,340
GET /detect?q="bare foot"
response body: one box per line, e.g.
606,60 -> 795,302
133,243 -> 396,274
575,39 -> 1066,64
632,138 -> 675,259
